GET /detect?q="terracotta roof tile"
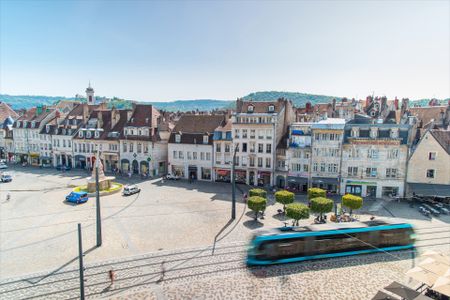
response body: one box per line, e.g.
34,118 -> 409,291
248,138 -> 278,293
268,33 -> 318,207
236,99 -> 285,113
410,106 -> 449,127
430,130 -> 450,155
0,102 -> 19,123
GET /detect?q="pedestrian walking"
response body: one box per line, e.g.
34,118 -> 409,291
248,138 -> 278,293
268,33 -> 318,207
108,268 -> 116,286
157,261 -> 166,283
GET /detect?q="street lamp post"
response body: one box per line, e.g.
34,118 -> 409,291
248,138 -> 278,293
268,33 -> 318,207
231,143 -> 239,219
95,152 -> 102,247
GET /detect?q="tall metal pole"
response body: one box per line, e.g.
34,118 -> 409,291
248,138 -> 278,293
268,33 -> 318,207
231,146 -> 236,220
95,152 -> 102,247
78,223 -> 85,300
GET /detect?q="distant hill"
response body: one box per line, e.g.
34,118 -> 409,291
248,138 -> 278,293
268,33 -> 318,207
1,92 -> 448,112
0,94 -> 77,109
242,91 -> 340,107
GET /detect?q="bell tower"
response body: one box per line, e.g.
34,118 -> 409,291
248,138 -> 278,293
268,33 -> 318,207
86,82 -> 95,105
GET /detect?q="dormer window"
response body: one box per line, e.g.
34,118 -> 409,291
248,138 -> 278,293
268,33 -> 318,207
370,127 -> 378,139
175,134 -> 181,143
46,125 -> 50,133
131,118 -> 134,122
62,129 -> 66,135
94,131 -> 100,138
138,130 -> 142,136
17,121 -> 21,127
203,135 -> 208,144
247,105 -> 254,113
268,105 -> 275,112
73,119 -> 77,125
86,131 -> 92,138
125,129 -> 128,135
79,131 -> 84,138
24,121 -> 28,127
31,121 -> 36,128
351,127 -> 359,138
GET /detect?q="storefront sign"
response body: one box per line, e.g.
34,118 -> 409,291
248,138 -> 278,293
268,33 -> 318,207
349,139 -> 400,146
346,180 -> 377,186
288,172 -> 308,178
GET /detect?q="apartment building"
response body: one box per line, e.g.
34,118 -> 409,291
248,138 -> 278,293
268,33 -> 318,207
310,118 -> 346,193
13,106 -> 56,165
212,119 -> 233,182
168,114 -> 226,181
119,104 -> 169,176
231,98 -> 294,186
283,122 -> 313,191
341,117 -> 412,198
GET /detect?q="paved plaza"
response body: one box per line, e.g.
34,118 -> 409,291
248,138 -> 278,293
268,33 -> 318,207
1,166 -> 450,299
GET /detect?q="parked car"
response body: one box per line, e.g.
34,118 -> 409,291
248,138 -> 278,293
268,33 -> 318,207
418,206 -> 431,217
423,204 -> 441,216
166,173 -> 180,180
0,162 -> 8,169
1,174 -> 12,182
65,191 -> 89,204
123,185 -> 141,196
56,165 -> 71,171
41,163 -> 52,168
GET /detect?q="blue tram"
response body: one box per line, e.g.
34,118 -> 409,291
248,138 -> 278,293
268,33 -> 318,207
247,220 -> 415,266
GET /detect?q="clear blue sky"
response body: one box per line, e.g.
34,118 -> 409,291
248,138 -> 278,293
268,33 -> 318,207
1,0 -> 449,101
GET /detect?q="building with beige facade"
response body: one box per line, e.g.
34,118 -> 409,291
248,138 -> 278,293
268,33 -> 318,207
407,129 -> 450,197
341,117 -> 413,198
231,98 -> 294,187
310,118 -> 346,193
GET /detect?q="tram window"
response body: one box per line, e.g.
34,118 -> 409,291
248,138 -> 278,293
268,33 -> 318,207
379,228 -> 410,247
314,232 -> 373,255
258,238 -> 307,259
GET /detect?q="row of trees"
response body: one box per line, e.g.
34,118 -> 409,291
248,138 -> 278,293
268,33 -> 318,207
246,187 -> 363,225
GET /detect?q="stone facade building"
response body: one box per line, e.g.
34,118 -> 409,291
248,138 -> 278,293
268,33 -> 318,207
212,119 -> 233,182
310,118 -> 346,193
407,129 -> 450,197
283,122 -> 313,192
168,114 -> 226,181
119,104 -> 169,176
231,98 -> 294,186
13,106 -> 56,165
341,117 -> 413,198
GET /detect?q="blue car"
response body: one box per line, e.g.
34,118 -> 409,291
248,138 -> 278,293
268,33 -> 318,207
65,191 -> 88,204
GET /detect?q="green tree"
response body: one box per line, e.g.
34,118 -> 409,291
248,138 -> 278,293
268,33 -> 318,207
275,190 -> 295,213
310,197 -> 334,222
249,188 -> 267,198
307,188 -> 326,200
342,194 -> 363,215
248,196 -> 267,221
286,203 -> 310,226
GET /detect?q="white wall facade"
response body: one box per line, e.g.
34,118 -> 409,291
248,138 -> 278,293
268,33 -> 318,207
168,143 -> 213,180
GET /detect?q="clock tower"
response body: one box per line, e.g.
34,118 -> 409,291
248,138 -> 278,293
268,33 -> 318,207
86,82 -> 95,105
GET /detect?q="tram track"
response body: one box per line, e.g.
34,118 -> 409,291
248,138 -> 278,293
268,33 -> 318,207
1,225 -> 450,299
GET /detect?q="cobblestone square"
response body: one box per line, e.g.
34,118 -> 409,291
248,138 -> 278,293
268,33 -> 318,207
1,167 -> 450,299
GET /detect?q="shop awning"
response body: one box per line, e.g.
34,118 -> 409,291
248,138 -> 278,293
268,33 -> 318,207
312,177 -> 339,185
288,176 -> 308,183
408,183 -> 450,197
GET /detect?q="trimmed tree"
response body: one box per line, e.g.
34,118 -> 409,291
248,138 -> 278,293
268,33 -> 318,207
310,197 -> 334,222
249,188 -> 267,198
248,196 -> 267,221
286,203 -> 310,226
275,190 -> 295,213
307,188 -> 326,200
342,194 -> 363,215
